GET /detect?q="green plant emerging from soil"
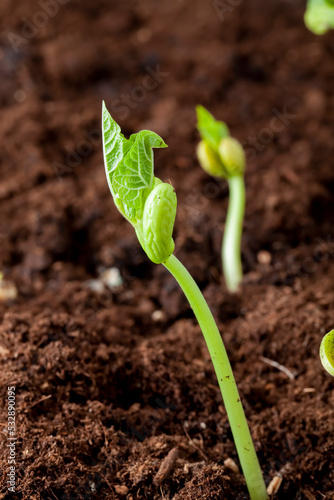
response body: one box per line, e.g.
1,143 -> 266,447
102,102 -> 268,500
320,330 -> 334,376
305,0 -> 334,34
196,106 -> 246,293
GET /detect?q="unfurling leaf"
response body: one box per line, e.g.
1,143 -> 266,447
102,102 -> 167,224
196,105 -> 229,151
113,130 -> 167,222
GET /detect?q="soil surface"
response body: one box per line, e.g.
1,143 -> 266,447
1,0 -> 334,499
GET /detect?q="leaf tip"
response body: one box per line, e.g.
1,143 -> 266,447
197,104 -> 214,120
196,104 -> 208,121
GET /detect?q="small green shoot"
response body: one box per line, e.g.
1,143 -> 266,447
305,0 -> 334,34
320,330 -> 334,376
102,102 -> 268,500
196,105 -> 246,293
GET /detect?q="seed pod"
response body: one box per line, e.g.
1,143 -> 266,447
218,137 -> 245,177
197,140 -> 227,178
142,182 -> 177,264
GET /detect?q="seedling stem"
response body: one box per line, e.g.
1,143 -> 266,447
164,254 -> 268,500
223,175 -> 245,293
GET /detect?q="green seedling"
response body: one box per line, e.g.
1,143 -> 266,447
102,102 -> 268,500
320,330 -> 334,376
305,0 -> 334,34
196,105 -> 246,293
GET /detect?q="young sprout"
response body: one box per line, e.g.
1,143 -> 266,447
196,105 -> 245,293
305,0 -> 334,34
102,102 -> 268,500
320,330 -> 334,376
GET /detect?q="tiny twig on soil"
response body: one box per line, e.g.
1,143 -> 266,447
303,491 -> 317,500
99,419 -> 109,447
260,356 -> 295,380
267,476 -> 283,495
183,425 -> 208,461
28,395 -> 52,409
50,489 -> 60,500
153,447 -> 179,486
100,473 -> 113,492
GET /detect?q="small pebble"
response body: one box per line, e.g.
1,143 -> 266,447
304,88 -> 325,117
84,279 -> 104,293
136,28 -> 152,43
152,310 -> 165,322
14,90 -> 26,103
100,267 -> 123,288
199,422 -> 207,430
224,457 -> 240,474
257,250 -> 272,265
128,402 -> 141,413
114,485 -> 129,495
0,345 -> 10,358
0,279 -> 18,301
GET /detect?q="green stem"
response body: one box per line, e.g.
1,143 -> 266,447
163,254 -> 268,500
222,175 -> 245,292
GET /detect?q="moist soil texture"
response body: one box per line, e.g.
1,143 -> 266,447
0,0 -> 334,499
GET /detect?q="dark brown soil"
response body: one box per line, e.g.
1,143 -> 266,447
1,0 -> 334,498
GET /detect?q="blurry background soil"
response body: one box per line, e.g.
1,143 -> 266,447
0,0 -> 334,498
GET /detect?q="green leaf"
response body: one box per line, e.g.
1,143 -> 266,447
196,105 -> 229,151
305,0 -> 334,34
113,130 -> 167,221
102,101 -> 128,192
102,103 -> 167,223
